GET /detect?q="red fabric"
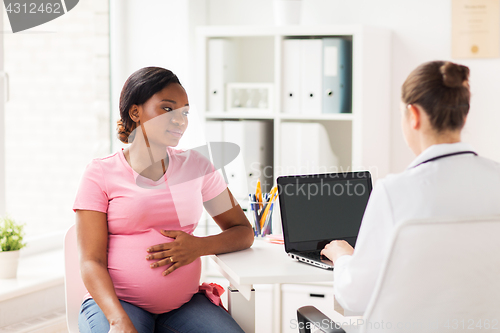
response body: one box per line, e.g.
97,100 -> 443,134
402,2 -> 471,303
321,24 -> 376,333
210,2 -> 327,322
199,282 -> 228,311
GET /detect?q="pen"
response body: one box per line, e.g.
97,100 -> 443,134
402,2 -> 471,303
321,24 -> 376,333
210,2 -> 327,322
269,185 -> 277,199
261,202 -> 274,236
256,180 -> 263,210
249,194 -> 258,236
260,186 -> 277,214
259,190 -> 277,230
260,200 -> 270,228
252,194 -> 261,235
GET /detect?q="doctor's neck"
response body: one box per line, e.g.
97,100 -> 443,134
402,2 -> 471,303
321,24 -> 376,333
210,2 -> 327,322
415,128 -> 462,155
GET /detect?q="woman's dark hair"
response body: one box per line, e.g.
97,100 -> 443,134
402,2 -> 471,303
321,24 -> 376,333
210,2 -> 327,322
402,61 -> 470,132
117,67 -> 181,143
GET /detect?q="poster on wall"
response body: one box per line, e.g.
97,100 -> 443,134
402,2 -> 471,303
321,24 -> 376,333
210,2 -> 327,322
452,0 -> 500,58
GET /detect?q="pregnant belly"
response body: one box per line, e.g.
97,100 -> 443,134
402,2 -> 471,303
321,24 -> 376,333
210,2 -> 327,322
107,231 -> 201,314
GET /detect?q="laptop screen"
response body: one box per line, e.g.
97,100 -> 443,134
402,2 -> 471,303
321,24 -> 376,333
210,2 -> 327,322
278,172 -> 372,251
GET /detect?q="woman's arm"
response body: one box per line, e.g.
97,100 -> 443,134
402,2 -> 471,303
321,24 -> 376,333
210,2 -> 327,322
76,210 -> 138,333
200,187 -> 255,253
146,188 -> 254,275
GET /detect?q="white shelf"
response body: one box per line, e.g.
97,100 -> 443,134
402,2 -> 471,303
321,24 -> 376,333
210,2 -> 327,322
196,25 -> 367,38
279,113 -> 353,121
205,112 -> 275,120
205,112 -> 354,121
0,249 -> 64,302
197,24 -> 392,182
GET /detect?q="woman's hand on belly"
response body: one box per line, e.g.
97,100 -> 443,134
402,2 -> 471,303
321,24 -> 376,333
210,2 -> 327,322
146,230 -> 203,276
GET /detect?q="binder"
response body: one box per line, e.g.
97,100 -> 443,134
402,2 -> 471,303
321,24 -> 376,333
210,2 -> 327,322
282,39 -> 301,114
322,37 -> 352,113
207,39 -> 235,112
300,39 -> 323,115
280,122 -> 338,175
205,120 -> 273,201
224,121 -> 273,200
240,121 -> 273,195
205,121 -> 223,177
222,121 -> 248,199
280,122 -> 301,175
205,120 -> 223,141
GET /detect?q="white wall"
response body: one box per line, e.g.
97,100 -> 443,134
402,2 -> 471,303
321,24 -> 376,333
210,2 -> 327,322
110,0 -> 208,152
0,8 -> 5,216
207,0 -> 500,173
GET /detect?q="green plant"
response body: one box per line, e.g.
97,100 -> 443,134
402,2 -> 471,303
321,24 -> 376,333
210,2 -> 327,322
0,216 -> 26,252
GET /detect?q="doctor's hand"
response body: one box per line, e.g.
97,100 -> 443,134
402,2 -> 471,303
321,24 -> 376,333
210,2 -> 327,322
146,230 -> 203,276
321,240 -> 354,264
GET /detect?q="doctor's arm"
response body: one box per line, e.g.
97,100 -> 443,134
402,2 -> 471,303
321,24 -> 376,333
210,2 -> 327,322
327,182 -> 395,314
76,210 -> 138,333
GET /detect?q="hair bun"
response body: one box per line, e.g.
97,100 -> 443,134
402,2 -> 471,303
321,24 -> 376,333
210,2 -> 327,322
116,119 -> 132,143
440,62 -> 469,88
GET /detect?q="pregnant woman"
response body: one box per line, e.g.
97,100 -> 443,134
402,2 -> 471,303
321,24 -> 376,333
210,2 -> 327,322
73,67 -> 254,333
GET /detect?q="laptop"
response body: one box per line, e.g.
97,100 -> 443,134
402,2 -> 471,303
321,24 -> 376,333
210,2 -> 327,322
277,171 -> 372,270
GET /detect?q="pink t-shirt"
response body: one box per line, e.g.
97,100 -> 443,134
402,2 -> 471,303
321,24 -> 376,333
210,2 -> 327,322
73,147 -> 227,314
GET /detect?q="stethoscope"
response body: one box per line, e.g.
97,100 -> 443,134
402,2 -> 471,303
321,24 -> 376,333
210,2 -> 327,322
412,151 -> 478,169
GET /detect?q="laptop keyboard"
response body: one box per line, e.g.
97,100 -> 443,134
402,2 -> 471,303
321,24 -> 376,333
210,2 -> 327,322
299,250 -> 327,261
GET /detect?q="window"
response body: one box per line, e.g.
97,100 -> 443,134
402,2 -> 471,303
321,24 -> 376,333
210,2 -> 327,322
2,1 -> 110,248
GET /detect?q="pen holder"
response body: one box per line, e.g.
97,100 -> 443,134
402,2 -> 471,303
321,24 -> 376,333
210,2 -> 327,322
249,201 -> 274,237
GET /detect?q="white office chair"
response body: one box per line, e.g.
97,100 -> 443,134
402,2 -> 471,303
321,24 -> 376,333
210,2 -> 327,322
297,215 -> 500,333
64,224 -> 87,333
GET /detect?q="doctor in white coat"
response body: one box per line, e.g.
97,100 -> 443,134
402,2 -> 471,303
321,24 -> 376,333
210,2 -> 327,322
321,61 -> 500,314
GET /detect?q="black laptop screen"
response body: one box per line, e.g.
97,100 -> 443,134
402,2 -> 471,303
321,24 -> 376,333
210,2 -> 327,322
278,173 -> 372,249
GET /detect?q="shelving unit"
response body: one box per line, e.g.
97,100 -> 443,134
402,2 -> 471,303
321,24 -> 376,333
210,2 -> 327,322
196,25 -> 392,188
196,23 -> 391,250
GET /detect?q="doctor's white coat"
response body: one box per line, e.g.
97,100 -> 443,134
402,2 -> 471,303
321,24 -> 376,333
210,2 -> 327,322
333,142 -> 500,313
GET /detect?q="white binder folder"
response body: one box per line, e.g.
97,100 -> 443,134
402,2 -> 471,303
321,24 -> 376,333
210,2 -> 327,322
280,122 -> 338,176
239,121 -> 273,195
205,121 -> 223,142
282,39 -> 301,114
300,39 -> 323,115
208,39 -> 235,112
222,121 -> 248,199
205,120 -> 273,201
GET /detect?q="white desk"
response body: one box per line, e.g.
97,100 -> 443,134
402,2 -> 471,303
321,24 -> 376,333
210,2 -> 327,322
210,239 -> 334,332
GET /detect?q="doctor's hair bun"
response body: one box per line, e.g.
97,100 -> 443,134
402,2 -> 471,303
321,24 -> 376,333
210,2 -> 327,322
402,60 -> 470,132
440,62 -> 469,88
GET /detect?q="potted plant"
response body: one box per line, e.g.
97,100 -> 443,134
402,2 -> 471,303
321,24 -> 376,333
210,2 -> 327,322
0,216 -> 26,279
